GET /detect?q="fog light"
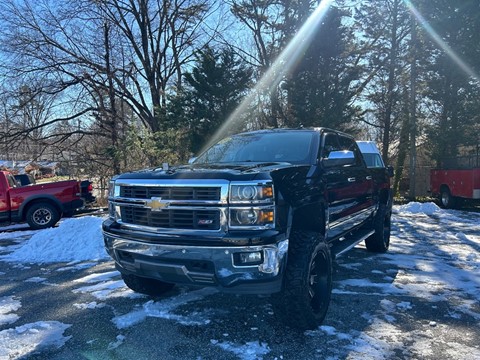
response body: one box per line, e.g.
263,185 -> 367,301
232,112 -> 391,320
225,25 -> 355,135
235,251 -> 263,266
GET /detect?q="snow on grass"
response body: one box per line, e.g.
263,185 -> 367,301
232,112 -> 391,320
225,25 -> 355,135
0,216 -> 108,263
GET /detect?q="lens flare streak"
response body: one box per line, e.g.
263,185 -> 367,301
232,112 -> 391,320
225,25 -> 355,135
205,0 -> 335,151
404,0 -> 479,83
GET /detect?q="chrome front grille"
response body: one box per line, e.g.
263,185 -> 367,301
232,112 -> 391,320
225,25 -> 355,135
120,186 -> 220,201
111,179 -> 229,232
121,207 -> 220,230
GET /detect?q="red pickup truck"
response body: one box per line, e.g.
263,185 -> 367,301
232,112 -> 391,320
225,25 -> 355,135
0,171 -> 84,229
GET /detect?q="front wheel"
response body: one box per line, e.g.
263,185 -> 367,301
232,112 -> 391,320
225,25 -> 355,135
365,204 -> 391,253
121,273 -> 175,296
26,203 -> 60,229
272,230 -> 332,330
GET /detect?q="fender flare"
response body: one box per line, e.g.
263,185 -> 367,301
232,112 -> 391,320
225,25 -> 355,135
289,200 -> 327,235
18,195 -> 63,219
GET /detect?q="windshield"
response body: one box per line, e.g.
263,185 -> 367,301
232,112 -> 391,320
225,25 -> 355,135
194,131 -> 316,165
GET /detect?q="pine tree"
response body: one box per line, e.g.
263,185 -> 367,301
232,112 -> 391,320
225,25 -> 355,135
284,5 -> 361,131
177,46 -> 253,153
418,0 -> 480,164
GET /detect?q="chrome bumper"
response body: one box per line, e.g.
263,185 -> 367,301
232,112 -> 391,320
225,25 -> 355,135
103,232 -> 289,294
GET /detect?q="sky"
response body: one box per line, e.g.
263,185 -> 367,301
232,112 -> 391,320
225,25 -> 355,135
0,203 -> 479,359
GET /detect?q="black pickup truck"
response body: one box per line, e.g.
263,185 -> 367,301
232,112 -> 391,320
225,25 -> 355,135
103,128 -> 393,330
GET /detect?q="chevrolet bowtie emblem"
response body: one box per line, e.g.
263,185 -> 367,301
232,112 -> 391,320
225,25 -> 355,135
145,197 -> 170,211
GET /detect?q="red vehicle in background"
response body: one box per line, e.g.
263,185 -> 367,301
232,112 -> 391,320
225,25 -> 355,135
430,152 -> 480,208
0,170 -> 85,229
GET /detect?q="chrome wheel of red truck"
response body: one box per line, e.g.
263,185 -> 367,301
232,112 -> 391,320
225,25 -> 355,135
26,203 -> 60,229
440,187 -> 456,209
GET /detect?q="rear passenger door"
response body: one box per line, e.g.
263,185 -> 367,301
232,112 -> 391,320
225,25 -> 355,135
322,133 -> 374,240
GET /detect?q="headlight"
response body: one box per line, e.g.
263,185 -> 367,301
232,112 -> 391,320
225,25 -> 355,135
230,208 -> 275,228
108,180 -> 118,198
230,183 -> 274,203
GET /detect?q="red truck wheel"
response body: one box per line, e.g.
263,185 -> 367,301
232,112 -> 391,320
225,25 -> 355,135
26,203 -> 60,229
440,188 -> 457,209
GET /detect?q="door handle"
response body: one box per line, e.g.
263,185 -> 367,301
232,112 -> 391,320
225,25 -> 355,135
348,177 -> 356,182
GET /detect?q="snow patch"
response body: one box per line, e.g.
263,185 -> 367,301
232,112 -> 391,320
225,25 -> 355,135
211,340 -> 270,360
395,202 -> 442,216
0,296 -> 21,326
112,288 -> 217,329
0,321 -> 71,359
107,334 -> 126,350
0,216 -> 107,263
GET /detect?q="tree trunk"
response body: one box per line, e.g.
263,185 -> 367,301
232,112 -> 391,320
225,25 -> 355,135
408,12 -> 418,200
381,0 -> 399,163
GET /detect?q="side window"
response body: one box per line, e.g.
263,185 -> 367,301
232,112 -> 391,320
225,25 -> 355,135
338,136 -> 362,166
6,174 -> 17,188
322,133 -> 340,159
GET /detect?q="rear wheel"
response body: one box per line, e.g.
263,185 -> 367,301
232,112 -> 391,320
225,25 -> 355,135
121,273 -> 175,296
440,187 -> 456,209
26,203 -> 60,229
272,230 -> 332,330
365,204 -> 391,253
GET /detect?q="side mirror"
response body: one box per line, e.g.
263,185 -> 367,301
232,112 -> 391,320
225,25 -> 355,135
323,150 -> 356,168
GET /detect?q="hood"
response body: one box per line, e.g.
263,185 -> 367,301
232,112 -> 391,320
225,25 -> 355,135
116,162 -> 299,181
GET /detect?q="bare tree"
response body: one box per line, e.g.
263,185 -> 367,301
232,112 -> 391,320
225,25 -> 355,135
228,0 -> 284,127
354,0 -> 411,162
0,0 -> 216,173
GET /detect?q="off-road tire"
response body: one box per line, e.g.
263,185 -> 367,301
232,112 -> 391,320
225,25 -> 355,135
365,204 -> 391,253
272,230 -> 332,330
440,187 -> 456,209
26,203 -> 60,229
121,273 -> 175,296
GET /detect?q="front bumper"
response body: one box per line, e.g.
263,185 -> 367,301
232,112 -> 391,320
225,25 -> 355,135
103,229 -> 289,294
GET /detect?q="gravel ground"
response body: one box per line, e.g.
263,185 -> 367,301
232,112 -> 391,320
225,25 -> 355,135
0,205 -> 479,359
